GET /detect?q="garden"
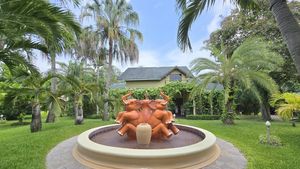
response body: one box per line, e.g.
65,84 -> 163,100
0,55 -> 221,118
0,0 -> 300,169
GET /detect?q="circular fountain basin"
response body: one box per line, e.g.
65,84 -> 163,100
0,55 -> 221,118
73,124 -> 220,169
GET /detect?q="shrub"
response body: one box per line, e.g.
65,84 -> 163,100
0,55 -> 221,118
259,134 -> 282,146
186,115 -> 221,120
221,112 -> 235,125
17,112 -> 26,123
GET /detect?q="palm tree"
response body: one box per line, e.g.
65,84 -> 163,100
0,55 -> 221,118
190,38 -> 281,123
42,3 -> 81,123
177,0 -> 300,73
82,0 -> 143,120
0,0 -> 81,122
66,75 -> 98,125
0,0 -> 60,72
66,27 -> 105,115
3,70 -> 63,132
58,61 -> 99,124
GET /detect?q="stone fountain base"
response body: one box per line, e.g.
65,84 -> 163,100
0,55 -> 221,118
46,136 -> 246,169
72,124 -> 220,169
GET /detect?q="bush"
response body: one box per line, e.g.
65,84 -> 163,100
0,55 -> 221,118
259,134 -> 282,146
221,112 -> 235,124
186,115 -> 221,120
17,112 -> 26,123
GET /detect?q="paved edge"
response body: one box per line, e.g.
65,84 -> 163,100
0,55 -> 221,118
46,137 -> 246,169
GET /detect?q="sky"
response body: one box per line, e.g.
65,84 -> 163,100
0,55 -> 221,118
35,0 -> 235,72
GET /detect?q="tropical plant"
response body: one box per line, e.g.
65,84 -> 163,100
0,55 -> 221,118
190,38 -> 281,124
66,27 -> 105,115
65,75 -> 98,125
177,0 -> 300,74
0,0 -> 52,72
206,1 -> 300,92
0,0 -> 81,123
58,61 -> 99,124
43,3 -> 81,123
82,0 -> 143,120
2,70 -> 63,132
270,93 -> 300,120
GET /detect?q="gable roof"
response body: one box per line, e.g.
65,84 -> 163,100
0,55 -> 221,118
119,66 -> 193,81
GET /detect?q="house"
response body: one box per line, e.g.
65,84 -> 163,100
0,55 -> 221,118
118,66 -> 193,88
116,66 -> 223,117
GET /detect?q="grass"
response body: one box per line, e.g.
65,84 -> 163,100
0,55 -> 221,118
0,117 -> 299,169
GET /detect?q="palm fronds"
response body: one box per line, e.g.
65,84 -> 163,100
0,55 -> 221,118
176,0 -> 259,51
270,93 -> 300,119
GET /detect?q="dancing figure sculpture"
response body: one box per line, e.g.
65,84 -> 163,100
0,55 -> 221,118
115,91 -> 179,139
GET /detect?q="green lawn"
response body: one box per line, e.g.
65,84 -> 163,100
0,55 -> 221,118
0,118 -> 299,169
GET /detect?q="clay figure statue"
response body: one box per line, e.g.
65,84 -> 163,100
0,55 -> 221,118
149,91 -> 179,135
115,92 -> 143,138
115,91 -> 180,140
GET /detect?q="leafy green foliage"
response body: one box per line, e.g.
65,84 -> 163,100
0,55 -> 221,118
82,0 -> 142,120
206,1 -> 300,92
259,134 -> 283,146
109,82 -> 225,116
0,0 -> 80,72
190,38 -> 281,121
176,0 -> 259,51
270,93 -> 300,120
221,112 -> 236,125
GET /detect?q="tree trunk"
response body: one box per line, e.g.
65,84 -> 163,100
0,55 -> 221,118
260,103 -> 272,121
270,0 -> 300,73
46,52 -> 57,123
193,100 -> 196,115
74,102 -> 84,125
103,39 -> 113,121
96,66 -> 100,115
31,102 -> 42,132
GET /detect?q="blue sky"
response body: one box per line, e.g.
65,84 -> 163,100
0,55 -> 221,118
35,0 -> 234,72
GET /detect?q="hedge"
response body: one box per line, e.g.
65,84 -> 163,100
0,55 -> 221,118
186,115 -> 221,120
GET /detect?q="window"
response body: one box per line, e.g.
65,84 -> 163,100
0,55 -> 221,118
170,74 -> 182,81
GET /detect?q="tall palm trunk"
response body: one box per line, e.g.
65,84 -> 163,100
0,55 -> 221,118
260,103 -> 272,121
74,95 -> 84,125
31,100 -> 42,132
96,66 -> 100,115
270,0 -> 300,73
46,52 -> 57,123
260,92 -> 272,121
103,39 -> 113,121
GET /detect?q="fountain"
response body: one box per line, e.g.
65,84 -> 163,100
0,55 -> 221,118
73,92 -> 220,169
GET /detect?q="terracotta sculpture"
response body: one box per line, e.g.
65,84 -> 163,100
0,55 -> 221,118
149,92 -> 179,135
115,91 -> 179,139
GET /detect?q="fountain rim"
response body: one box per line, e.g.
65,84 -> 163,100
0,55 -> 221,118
76,124 -> 217,158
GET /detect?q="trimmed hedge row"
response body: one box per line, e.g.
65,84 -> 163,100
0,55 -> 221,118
186,115 -> 221,120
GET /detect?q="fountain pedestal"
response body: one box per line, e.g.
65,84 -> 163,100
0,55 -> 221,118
73,124 -> 220,169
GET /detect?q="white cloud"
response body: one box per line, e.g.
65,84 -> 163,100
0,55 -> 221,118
164,39 -> 213,69
207,1 -> 235,33
114,50 -> 161,71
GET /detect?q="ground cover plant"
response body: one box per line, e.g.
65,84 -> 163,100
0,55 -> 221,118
0,118 -> 299,169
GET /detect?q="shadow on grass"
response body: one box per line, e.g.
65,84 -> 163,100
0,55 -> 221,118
10,122 -> 30,126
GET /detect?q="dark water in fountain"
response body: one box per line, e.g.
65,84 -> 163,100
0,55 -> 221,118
89,125 -> 204,149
